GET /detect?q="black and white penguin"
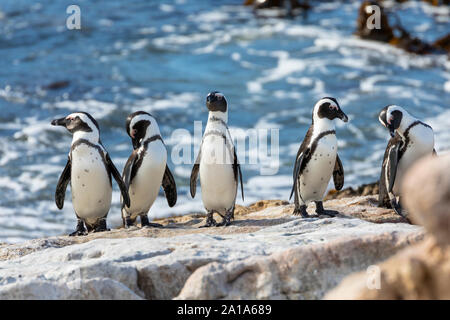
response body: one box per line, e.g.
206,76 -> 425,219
190,91 -> 244,227
121,111 -> 177,228
377,105 -> 435,216
290,97 -> 348,217
51,112 -> 130,236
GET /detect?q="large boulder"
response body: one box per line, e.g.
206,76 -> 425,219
325,154 -> 450,299
0,196 -> 423,299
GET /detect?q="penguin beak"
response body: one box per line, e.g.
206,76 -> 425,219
337,110 -> 349,123
51,117 -> 68,127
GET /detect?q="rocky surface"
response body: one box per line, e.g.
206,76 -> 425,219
325,181 -> 379,200
325,155 -> 450,300
0,196 -> 423,299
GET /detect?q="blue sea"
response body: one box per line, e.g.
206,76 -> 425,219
0,0 -> 449,243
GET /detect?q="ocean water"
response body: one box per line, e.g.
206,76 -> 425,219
0,0 -> 449,243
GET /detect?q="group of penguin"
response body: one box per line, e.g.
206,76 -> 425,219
51,91 -> 435,236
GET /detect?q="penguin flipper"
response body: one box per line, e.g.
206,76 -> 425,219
190,148 -> 202,198
290,150 -> 306,201
333,154 -> 345,191
121,150 -> 139,209
55,157 -> 71,210
122,151 -> 138,191
106,153 -> 131,208
386,142 -> 400,194
233,148 -> 244,202
433,148 -> 437,156
162,165 -> 177,207
378,165 -> 390,207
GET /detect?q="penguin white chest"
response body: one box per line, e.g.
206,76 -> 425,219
298,134 -> 337,204
127,142 -> 167,217
393,125 -> 434,194
70,144 -> 112,223
199,135 -> 237,214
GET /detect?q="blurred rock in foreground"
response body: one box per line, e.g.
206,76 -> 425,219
0,196 -> 422,299
325,154 -> 450,299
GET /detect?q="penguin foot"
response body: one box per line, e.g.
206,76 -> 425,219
391,200 -> 410,222
141,215 -> 163,228
293,205 -> 308,217
315,201 -> 338,217
92,219 -> 109,233
124,216 -> 137,229
69,230 -> 87,237
390,198 -> 402,215
216,208 -> 234,227
216,217 -> 232,227
69,220 -> 87,236
199,219 -> 217,228
199,211 -> 217,228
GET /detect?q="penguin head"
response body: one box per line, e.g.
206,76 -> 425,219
51,112 -> 100,141
126,111 -> 160,149
313,97 -> 348,123
206,91 -> 227,113
385,105 -> 405,137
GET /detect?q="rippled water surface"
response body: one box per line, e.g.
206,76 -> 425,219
0,0 -> 449,242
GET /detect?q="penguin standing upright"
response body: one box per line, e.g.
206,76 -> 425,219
121,111 -> 177,228
290,97 -> 348,217
51,112 -> 130,236
190,91 -> 244,227
377,105 -> 435,216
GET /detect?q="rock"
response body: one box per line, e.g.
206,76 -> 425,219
325,154 -> 450,299
43,80 -> 70,90
244,0 -> 310,10
0,196 -> 423,299
177,231 -> 421,300
325,182 -> 379,200
325,238 -> 449,299
402,154 -> 450,246
356,1 -> 394,43
433,33 -> 450,54
355,1 -> 439,55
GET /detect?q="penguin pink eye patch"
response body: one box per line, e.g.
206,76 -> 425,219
387,115 -> 393,124
329,105 -> 338,110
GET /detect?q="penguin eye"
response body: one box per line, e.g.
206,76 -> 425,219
387,115 -> 394,124
329,105 -> 337,110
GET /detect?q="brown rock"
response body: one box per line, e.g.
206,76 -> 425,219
433,34 -> 450,53
355,1 -> 393,42
325,238 -> 450,299
325,154 -> 450,300
355,1 -> 437,55
325,182 -> 379,200
243,0 -> 310,12
402,154 -> 450,246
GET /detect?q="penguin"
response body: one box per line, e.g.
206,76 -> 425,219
377,105 -> 435,216
121,111 -> 177,228
190,91 -> 244,227
289,97 -> 348,217
51,112 -> 130,236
